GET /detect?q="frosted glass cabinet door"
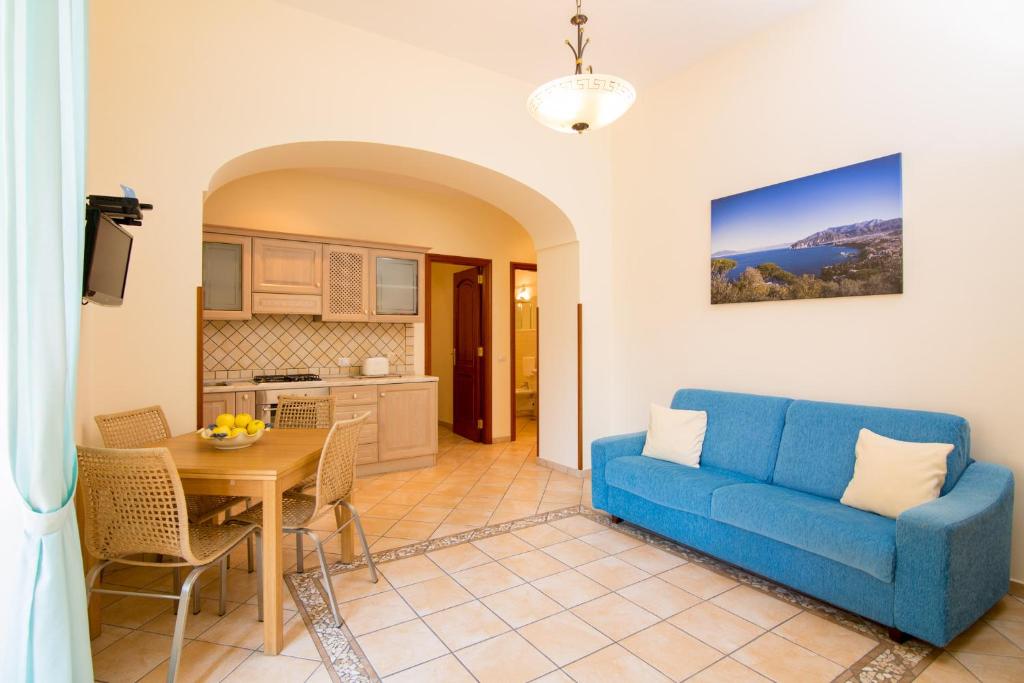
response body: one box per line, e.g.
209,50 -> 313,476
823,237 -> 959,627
202,233 -> 252,320
370,250 -> 425,322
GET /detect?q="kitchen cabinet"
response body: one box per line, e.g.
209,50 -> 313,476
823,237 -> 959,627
252,238 -> 322,295
252,292 -> 322,315
202,233 -> 251,320
322,245 -> 369,322
202,393 -> 235,426
369,249 -> 425,323
378,382 -> 437,461
234,391 -> 256,417
330,386 -> 378,464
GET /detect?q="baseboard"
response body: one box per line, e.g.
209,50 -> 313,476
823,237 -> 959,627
1010,579 -> 1024,598
490,436 -> 511,444
438,420 -> 453,430
537,457 -> 590,478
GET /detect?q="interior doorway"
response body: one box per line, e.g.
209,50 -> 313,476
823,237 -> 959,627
510,262 -> 538,446
426,254 -> 493,443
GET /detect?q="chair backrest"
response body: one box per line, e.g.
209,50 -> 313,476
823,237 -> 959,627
276,395 -> 333,429
95,405 -> 171,449
313,414 -> 369,511
76,445 -> 200,564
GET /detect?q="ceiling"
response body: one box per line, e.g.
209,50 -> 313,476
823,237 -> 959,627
277,0 -> 821,87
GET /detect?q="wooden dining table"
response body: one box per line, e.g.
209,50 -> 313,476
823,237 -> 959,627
149,427 -> 352,655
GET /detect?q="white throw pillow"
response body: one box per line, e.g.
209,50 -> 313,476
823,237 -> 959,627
641,404 -> 707,468
840,428 -> 953,519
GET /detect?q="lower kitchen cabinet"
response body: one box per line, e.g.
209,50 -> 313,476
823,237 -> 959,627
202,393 -> 235,426
378,382 -> 438,461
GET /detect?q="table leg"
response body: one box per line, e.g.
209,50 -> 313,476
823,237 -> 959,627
262,479 -> 283,655
336,502 -> 354,563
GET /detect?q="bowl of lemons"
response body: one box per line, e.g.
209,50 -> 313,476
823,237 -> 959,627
198,413 -> 267,450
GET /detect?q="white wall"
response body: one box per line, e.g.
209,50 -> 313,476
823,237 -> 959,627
611,0 -> 1024,575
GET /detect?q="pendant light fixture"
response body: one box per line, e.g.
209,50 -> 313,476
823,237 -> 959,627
527,0 -> 636,134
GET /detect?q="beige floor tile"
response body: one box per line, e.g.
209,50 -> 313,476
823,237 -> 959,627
423,600 -> 510,650
733,632 -> 844,683
621,621 -> 722,679
139,598 -> 240,640
357,619 -> 449,677
303,664 -> 334,683
91,629 -> 173,682
576,556 -> 651,591
196,604 -> 267,649
578,529 -> 644,554
427,543 -> 492,573
398,575 -> 474,616
953,651 -> 1024,682
451,561 -> 525,598
540,489 -> 584,505
532,569 -> 609,609
512,523 -> 572,548
444,508 -> 493,526
500,549 -> 571,582
382,490 -> 430,506
530,670 -> 575,683
138,640 -> 251,682
101,594 -> 172,629
489,507 -> 539,525
482,584 -> 563,629
773,611 -> 877,667
421,494 -> 465,508
221,651 -> 320,682
563,643 -> 672,683
668,601 -> 764,654
660,563 -> 739,600
274,613 -> 322,660
327,567 -> 393,603
711,586 -> 802,630
456,496 -> 501,512
386,519 -> 439,541
403,505 -> 453,524
688,657 -> 772,682
472,533 -> 536,560
571,592 -> 660,641
615,544 -> 687,574
618,576 -> 702,619
518,610 -> 612,667
430,523 -> 478,539
454,631 -> 556,683
365,503 -> 413,520
383,654 -> 475,683
377,555 -> 445,588
990,619 -> 1024,650
538,500 -> 579,514
548,515 -> 607,537
542,539 -> 607,567
986,595 -> 1024,623
915,652 -> 977,683
90,623 -> 133,656
359,517 -> 398,537
337,590 -> 417,636
947,621 -> 1024,657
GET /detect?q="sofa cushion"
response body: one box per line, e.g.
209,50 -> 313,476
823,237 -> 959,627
670,389 -> 792,482
712,483 -> 897,583
605,456 -> 753,517
772,400 -> 972,501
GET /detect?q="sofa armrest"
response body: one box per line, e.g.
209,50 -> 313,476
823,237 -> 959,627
590,432 -> 646,510
895,461 -> 1014,645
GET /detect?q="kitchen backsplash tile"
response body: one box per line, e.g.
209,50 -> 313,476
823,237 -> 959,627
203,315 -> 414,376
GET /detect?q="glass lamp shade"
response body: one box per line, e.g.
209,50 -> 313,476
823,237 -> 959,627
527,73 -> 636,133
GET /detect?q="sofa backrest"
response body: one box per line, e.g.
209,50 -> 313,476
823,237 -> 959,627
671,389 -> 792,482
772,399 -> 972,500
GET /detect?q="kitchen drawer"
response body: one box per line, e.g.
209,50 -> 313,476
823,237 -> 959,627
331,385 -> 378,406
356,443 -> 378,465
358,424 -> 378,445
333,403 -> 378,424
252,292 -> 322,315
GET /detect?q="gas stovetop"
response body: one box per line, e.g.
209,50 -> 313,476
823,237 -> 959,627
252,374 -> 321,384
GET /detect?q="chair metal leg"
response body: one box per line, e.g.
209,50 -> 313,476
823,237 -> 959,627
295,533 -> 304,573
84,560 -> 111,600
246,536 -> 255,574
192,577 -> 201,614
167,566 -> 204,683
218,556 -> 228,616
255,531 -> 264,623
342,501 -> 378,583
304,530 -> 342,627
171,567 -> 181,614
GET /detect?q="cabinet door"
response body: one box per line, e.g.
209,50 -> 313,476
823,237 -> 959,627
322,245 -> 369,321
369,250 -> 425,323
252,238 -> 323,295
377,383 -> 437,461
202,234 -> 251,320
202,393 -> 236,427
234,391 -> 256,418
252,293 -> 322,315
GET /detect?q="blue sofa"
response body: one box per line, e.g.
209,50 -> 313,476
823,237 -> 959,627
591,389 -> 1014,646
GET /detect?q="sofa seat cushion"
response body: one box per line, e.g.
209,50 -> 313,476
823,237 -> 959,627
605,456 -> 754,517
711,483 -> 897,583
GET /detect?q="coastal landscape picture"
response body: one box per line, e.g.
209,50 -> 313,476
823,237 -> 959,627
710,154 -> 903,304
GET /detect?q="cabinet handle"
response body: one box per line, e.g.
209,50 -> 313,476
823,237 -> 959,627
380,392 -> 386,397
352,393 -> 357,399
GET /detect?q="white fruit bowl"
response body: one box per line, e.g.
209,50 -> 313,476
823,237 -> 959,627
197,427 -> 266,450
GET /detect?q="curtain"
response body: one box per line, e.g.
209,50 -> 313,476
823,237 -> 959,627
1,0 -> 92,681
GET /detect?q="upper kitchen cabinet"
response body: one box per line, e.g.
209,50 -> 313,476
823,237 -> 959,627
369,249 -> 425,322
202,233 -> 251,320
252,237 -> 323,295
322,245 -> 369,322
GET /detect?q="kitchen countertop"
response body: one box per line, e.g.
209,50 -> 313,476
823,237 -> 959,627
202,374 -> 438,394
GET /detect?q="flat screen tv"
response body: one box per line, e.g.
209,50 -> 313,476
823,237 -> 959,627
82,207 -> 133,306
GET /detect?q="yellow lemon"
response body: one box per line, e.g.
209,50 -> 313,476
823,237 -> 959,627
234,413 -> 252,429
212,425 -> 230,436
247,419 -> 266,435
215,413 -> 235,429
229,427 -> 247,438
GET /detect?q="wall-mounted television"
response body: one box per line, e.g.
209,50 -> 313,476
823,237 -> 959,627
82,206 -> 133,306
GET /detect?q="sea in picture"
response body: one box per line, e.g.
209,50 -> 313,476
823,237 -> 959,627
720,245 -> 860,282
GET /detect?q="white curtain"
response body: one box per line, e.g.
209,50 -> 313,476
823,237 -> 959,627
0,0 -> 93,680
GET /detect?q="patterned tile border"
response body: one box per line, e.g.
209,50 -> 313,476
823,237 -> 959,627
285,506 -> 938,682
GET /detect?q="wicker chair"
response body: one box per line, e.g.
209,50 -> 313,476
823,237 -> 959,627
95,406 -> 251,525
276,395 -> 336,493
228,414 -> 376,627
78,446 -> 262,683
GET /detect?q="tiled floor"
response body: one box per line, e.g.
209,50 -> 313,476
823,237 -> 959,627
90,418 -> 1024,682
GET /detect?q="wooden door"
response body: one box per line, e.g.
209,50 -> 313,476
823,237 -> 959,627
252,238 -> 322,294
452,267 -> 483,441
202,393 -> 235,427
378,383 -> 438,461
323,245 -> 369,321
